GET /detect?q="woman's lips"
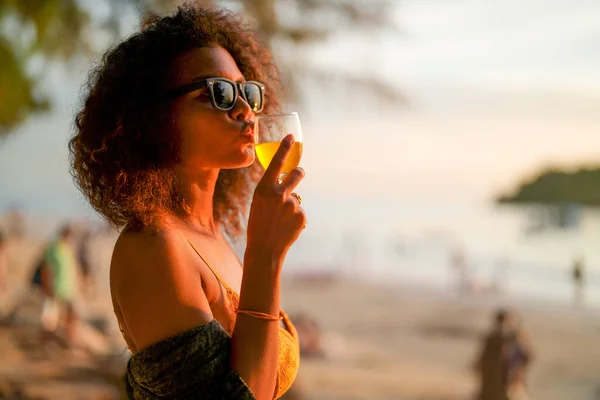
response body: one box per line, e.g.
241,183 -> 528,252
241,121 -> 255,142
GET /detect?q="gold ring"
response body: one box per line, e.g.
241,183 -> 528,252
291,193 -> 302,205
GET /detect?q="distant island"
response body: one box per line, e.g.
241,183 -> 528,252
497,166 -> 600,206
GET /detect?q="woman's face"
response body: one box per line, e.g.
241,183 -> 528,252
169,46 -> 256,170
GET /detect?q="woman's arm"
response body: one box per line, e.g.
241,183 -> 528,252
230,134 -> 307,399
230,250 -> 282,400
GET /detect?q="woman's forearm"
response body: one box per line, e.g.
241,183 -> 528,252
230,250 -> 282,400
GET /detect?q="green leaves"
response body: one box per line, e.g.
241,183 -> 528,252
0,0 -> 94,135
0,36 -> 48,133
498,167 -> 600,206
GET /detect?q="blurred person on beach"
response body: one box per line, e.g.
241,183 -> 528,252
39,224 -> 81,347
4,224 -> 81,346
69,4 -> 305,399
473,308 -> 533,400
571,255 -> 585,305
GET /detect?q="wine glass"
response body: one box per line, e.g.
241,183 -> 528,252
254,112 -> 303,180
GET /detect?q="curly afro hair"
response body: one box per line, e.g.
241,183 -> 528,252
69,4 -> 282,238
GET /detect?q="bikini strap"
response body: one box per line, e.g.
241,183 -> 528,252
184,236 -> 236,295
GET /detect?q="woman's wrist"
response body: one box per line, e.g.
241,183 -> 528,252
239,252 -> 282,315
243,246 -> 284,275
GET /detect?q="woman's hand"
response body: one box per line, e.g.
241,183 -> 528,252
246,134 -> 306,264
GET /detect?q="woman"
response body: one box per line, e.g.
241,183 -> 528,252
69,4 -> 306,399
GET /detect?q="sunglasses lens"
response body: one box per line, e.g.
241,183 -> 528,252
213,80 -> 235,109
243,83 -> 263,112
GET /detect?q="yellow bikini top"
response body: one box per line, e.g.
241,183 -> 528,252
186,238 -> 300,399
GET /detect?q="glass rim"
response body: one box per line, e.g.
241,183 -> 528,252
255,112 -> 298,118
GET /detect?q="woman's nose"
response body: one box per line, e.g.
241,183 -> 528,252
229,94 -> 253,121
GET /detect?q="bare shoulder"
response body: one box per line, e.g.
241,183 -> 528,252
111,224 -> 179,278
111,223 -> 177,286
110,223 -> 213,351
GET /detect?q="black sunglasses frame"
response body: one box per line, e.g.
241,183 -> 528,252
166,77 -> 265,113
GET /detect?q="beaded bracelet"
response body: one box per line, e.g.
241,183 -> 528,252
236,309 -> 282,321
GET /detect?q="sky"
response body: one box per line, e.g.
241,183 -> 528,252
1,0 -> 599,216
303,0 -> 600,200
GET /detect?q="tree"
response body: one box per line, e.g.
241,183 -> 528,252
0,0 -> 403,139
497,166 -> 600,206
0,0 -> 93,134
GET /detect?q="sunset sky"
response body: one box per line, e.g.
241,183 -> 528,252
1,0 -> 599,215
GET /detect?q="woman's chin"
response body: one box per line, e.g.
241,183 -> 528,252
229,149 -> 256,169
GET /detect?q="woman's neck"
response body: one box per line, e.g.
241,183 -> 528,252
176,166 -> 220,236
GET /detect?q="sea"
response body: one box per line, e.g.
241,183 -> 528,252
7,196 -> 599,310
286,195 -> 600,309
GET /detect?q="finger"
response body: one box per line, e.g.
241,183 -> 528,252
261,134 -> 294,184
280,167 -> 305,194
283,197 -> 297,213
297,210 -> 307,230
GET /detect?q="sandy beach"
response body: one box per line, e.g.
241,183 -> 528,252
1,236 -> 600,399
282,277 -> 600,400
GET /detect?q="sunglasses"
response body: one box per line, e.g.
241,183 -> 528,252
166,77 -> 265,113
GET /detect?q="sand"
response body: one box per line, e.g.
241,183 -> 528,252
2,235 -> 600,399
280,277 -> 600,400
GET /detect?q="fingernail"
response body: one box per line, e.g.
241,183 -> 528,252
285,135 -> 295,146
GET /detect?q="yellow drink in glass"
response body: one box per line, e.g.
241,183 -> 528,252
255,112 -> 303,178
255,141 -> 303,174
